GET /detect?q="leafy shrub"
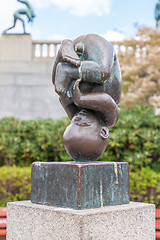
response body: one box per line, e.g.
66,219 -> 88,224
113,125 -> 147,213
0,105 -> 159,171
99,105 -> 160,172
130,167 -> 160,208
0,166 -> 31,207
0,117 -> 70,166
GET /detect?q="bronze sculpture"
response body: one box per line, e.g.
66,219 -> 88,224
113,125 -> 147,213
31,34 -> 129,210
3,0 -> 35,34
155,0 -> 160,29
52,34 -> 122,162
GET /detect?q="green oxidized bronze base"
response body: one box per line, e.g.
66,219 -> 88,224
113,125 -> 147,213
31,162 -> 130,209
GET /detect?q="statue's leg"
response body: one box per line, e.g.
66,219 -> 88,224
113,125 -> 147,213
3,18 -> 16,33
54,62 -> 79,96
17,16 -> 26,33
59,96 -> 77,120
21,19 -> 26,33
72,79 -> 119,127
22,20 -> 26,33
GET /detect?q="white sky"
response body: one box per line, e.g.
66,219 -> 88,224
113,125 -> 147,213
0,0 -> 157,41
32,0 -> 111,16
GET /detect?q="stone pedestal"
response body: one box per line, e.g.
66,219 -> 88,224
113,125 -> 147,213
0,34 -> 32,61
7,201 -> 155,240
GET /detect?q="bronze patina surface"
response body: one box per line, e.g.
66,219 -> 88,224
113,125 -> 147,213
52,34 -> 122,162
3,0 -> 35,34
31,162 -> 129,209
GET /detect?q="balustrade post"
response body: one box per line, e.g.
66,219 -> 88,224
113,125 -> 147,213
47,44 -> 50,58
40,44 -> 43,57
32,43 -> 36,59
54,44 -> 57,57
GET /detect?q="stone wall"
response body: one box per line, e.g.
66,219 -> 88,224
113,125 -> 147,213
0,34 -> 65,120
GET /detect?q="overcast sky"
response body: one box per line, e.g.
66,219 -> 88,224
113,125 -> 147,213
0,0 -> 158,41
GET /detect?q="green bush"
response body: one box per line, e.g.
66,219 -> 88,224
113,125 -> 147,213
130,167 -> 160,207
0,166 -> 31,207
0,106 -> 159,171
0,117 -> 70,166
99,105 -> 160,172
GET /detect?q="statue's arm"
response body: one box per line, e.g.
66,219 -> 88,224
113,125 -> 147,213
52,40 -> 80,85
17,0 -> 25,3
17,0 -> 31,7
61,40 -> 80,67
73,79 -> 119,127
59,96 -> 78,120
79,61 -> 110,84
74,53 -> 122,125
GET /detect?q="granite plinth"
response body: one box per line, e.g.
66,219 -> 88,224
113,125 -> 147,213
0,34 -> 32,61
6,201 -> 155,240
31,162 -> 129,209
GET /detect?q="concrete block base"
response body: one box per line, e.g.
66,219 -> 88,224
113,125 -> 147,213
0,34 -> 32,61
7,201 -> 155,240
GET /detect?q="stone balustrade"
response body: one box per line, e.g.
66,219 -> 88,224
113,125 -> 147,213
32,40 -> 61,59
111,41 -> 148,59
31,40 -> 148,61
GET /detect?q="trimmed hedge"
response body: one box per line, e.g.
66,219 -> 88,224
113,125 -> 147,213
130,167 -> 160,207
0,117 -> 69,166
0,166 -> 31,207
102,105 -> 160,172
0,166 -> 160,207
0,105 -> 159,172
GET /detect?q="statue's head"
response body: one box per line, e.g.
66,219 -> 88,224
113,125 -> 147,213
63,110 -> 109,162
75,42 -> 84,57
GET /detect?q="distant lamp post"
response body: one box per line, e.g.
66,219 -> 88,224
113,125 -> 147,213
3,0 -> 36,34
155,0 -> 160,29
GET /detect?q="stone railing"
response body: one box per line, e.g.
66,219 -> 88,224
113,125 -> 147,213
32,40 -> 148,61
32,40 -> 61,60
110,41 -> 148,59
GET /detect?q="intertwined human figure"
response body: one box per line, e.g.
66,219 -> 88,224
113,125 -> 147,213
52,34 -> 122,162
3,0 -> 35,34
